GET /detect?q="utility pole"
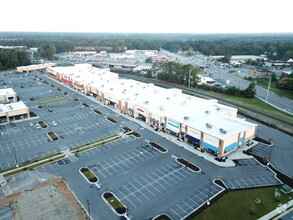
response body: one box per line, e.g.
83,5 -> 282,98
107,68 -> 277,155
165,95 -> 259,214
188,66 -> 191,87
265,76 -> 272,104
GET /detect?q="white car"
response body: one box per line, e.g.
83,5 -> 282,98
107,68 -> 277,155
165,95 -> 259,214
52,121 -> 57,126
29,123 -> 34,127
36,124 -> 41,129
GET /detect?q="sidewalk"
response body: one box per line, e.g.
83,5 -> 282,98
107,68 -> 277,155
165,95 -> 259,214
43,74 -> 257,168
259,199 -> 293,220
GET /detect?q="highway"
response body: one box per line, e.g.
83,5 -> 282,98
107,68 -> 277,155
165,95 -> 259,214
161,50 -> 293,115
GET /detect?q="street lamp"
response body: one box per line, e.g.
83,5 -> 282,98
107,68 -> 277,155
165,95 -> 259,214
267,145 -> 273,166
207,179 -> 211,206
87,200 -> 90,220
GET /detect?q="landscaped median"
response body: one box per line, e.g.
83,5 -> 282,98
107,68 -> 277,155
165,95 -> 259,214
102,192 -> 127,216
37,98 -> 74,108
70,134 -> 122,154
30,94 -> 68,102
38,121 -> 48,128
47,132 -> 59,141
80,167 -> 98,183
149,142 -> 167,153
0,153 -> 64,177
176,157 -> 200,172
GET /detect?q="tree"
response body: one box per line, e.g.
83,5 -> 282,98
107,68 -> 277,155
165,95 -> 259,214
218,55 -> 231,63
145,57 -> 152,63
271,72 -> 277,82
242,83 -> 256,98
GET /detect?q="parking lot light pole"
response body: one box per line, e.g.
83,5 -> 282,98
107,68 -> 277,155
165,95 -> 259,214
140,138 -> 143,154
13,146 -> 19,167
207,179 -> 211,206
87,200 -> 90,220
267,145 -> 273,166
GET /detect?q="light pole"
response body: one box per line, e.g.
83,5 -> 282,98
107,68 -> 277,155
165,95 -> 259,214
140,137 -> 143,154
13,146 -> 19,167
87,200 -> 90,220
267,145 -> 273,166
207,179 -> 211,205
265,76 -> 272,104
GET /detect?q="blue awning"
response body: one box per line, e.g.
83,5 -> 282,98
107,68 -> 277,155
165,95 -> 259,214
202,142 -> 218,152
160,123 -> 165,126
225,142 -> 238,152
186,135 -> 200,143
239,137 -> 245,142
180,132 -> 185,136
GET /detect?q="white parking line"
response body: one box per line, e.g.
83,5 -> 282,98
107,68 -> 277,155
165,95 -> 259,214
122,185 -> 144,204
115,188 -> 137,208
170,208 -> 183,219
128,181 -> 150,200
139,176 -> 162,193
133,179 -> 156,197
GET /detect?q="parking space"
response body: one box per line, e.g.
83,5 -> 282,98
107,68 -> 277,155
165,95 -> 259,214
247,144 -> 271,158
89,147 -> 160,180
0,205 -> 13,220
114,161 -> 195,209
169,183 -> 224,220
223,174 -> 281,189
233,158 -> 261,167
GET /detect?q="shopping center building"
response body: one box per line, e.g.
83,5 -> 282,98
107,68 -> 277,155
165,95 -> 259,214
47,64 -> 258,158
0,88 -> 30,123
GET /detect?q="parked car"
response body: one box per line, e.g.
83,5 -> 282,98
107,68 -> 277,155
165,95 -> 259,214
52,121 -> 57,126
36,124 -> 41,129
29,123 -> 34,127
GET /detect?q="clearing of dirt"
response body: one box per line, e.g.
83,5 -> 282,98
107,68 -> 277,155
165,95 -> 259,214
0,177 -> 88,220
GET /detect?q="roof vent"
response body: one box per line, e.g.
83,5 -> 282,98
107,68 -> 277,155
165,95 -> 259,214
206,123 -> 212,128
166,97 -> 170,100
143,101 -> 149,104
135,93 -> 138,96
217,107 -> 221,110
184,116 -> 190,120
206,110 -> 210,114
181,101 -> 186,105
160,106 -> 164,111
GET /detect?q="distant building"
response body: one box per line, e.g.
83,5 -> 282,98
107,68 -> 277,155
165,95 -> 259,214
271,58 -> 293,66
280,71 -> 292,78
152,57 -> 175,63
249,67 -> 273,79
198,75 -> 215,85
17,63 -> 56,73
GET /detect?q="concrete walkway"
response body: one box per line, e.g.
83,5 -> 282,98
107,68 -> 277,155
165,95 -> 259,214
259,199 -> 293,220
43,74 -> 258,168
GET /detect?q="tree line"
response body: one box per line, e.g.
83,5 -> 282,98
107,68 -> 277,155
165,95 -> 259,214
0,49 -> 30,70
146,61 -> 256,98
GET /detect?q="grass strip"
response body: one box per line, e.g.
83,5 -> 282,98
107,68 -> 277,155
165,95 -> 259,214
72,136 -> 122,154
37,98 -> 74,107
0,152 -> 62,174
70,134 -> 119,151
32,94 -> 67,102
193,186 -> 292,220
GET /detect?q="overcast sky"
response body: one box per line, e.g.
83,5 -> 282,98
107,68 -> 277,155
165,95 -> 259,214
1,0 -> 292,33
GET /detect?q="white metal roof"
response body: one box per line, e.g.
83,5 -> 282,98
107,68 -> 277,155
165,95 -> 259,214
0,101 -> 28,114
0,88 -> 16,96
50,64 -> 257,140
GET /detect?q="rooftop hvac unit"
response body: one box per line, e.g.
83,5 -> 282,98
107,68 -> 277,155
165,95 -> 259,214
184,116 -> 190,120
181,101 -> 186,105
110,88 -> 113,90
205,110 -> 210,114
159,106 -> 164,111
217,107 -> 221,110
0,109 -> 3,112
220,128 -> 227,134
166,97 -> 170,100
143,101 -> 149,104
135,93 -> 138,96
101,85 -> 104,87
206,123 -> 212,128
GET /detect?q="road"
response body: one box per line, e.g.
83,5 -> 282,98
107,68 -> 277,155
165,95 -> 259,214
161,50 -> 293,115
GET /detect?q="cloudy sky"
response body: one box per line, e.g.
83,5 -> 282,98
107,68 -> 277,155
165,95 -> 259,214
1,0 -> 292,33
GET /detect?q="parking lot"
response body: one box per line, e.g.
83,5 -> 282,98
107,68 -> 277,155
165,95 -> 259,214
246,144 -> 272,158
0,205 -> 13,220
0,72 -> 284,220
